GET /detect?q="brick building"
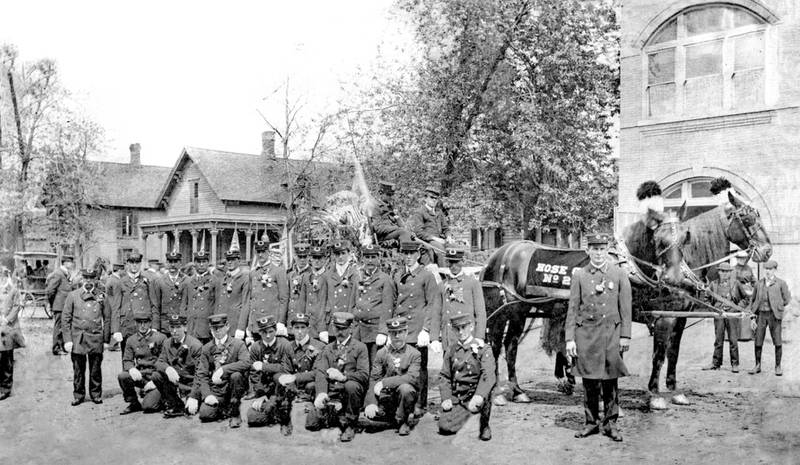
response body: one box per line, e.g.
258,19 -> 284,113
618,0 -> 800,295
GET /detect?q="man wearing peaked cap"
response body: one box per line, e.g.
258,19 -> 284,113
117,310 -> 168,415
299,244 -> 330,342
748,259 -> 791,376
353,243 -> 394,367
151,314 -> 204,418
186,248 -> 217,345
371,180 -> 414,246
110,251 -> 159,369
364,316 -> 421,436
702,263 -> 746,373
288,243 -> 312,324
62,268 -> 110,406
153,251 -> 189,334
306,311 -> 369,442
241,239 -> 289,343
195,313 -> 251,427
325,240 -> 360,344
438,313 -> 495,441
215,239 -> 250,340
409,186 -> 450,266
245,315 -> 295,434
45,253 -> 76,356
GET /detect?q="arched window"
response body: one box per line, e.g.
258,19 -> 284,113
662,177 -> 751,220
644,4 -> 768,118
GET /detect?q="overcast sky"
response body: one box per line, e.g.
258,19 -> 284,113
2,0 -> 404,166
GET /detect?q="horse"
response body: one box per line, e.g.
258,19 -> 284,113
482,191 -> 772,408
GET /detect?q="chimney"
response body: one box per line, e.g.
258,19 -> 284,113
261,131 -> 275,158
129,143 -> 141,165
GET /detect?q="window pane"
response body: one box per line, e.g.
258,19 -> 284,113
690,180 -> 712,198
648,83 -> 675,116
648,49 -> 675,84
685,75 -> 723,114
686,41 -> 722,78
735,33 -> 764,70
664,186 -> 682,199
650,19 -> 677,44
734,8 -> 762,27
685,7 -> 726,36
733,68 -> 764,109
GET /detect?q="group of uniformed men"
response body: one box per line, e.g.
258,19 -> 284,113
58,234 -> 494,442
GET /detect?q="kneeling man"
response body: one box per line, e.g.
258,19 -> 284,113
152,314 -> 203,418
245,316 -> 294,434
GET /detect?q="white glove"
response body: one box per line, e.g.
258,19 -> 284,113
64,342 -> 74,353
566,340 -> 577,358
186,397 -> 198,414
416,330 -> 430,347
314,393 -> 328,409
375,334 -> 387,346
365,404 -> 379,419
467,395 -> 484,413
278,374 -> 296,386
129,367 -> 143,382
252,396 -> 267,411
143,381 -> 156,392
252,361 -> 264,372
211,368 -> 224,385
319,331 -> 329,343
326,367 -> 346,382
245,337 -> 254,346
234,329 -> 245,340
165,366 -> 180,384
113,332 -> 123,343
276,323 -> 288,337
429,340 -> 442,354
441,399 -> 453,411
373,381 -> 384,397
204,395 -> 219,406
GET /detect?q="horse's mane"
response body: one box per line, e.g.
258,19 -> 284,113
622,219 -> 658,279
676,205 -> 730,270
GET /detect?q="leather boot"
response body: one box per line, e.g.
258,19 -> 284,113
775,346 -> 782,376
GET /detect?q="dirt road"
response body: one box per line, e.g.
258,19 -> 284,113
1,308 -> 798,465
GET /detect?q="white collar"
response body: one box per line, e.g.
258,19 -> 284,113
214,335 -> 228,346
336,335 -> 352,347
407,263 -> 420,274
296,335 -> 310,347
458,336 -> 474,348
335,263 -> 349,276
127,271 -> 141,279
60,265 -> 70,274
313,266 -> 326,276
227,267 -> 241,277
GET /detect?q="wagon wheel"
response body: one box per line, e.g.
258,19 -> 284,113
42,298 -> 53,319
19,291 -> 36,318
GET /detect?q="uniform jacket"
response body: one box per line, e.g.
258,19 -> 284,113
372,200 -> 401,238
301,267 -> 329,336
110,273 -> 158,337
287,336 -> 325,387
432,273 -> 486,349
749,276 -> 791,319
439,337 -> 495,404
186,271 -> 217,340
155,334 -> 203,386
353,268 -> 395,343
62,288 -> 110,354
122,329 -> 167,375
0,281 -> 22,351
45,267 -> 75,312
215,268 -> 250,337
249,337 -> 293,396
314,336 -> 370,394
288,265 -> 311,316
153,272 -> 190,331
365,343 -> 421,405
381,265 -> 441,343
409,205 -> 448,242
195,336 -> 251,399
326,264 -> 360,331
565,262 -> 632,380
241,261 -> 288,332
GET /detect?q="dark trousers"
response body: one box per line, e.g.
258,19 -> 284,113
582,378 -> 619,430
305,380 -> 365,430
0,350 -> 13,394
118,371 -> 162,411
555,352 -> 575,383
71,352 -> 103,400
151,370 -> 193,411
713,317 -> 740,367
409,344 -> 428,410
198,372 -> 248,422
754,311 -> 782,347
52,311 -> 64,353
365,342 -> 377,369
438,400 -> 491,435
376,383 -> 417,424
246,384 -> 295,427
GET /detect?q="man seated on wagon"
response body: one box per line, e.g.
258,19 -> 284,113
371,181 -> 413,247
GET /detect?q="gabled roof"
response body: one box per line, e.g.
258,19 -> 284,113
91,161 -> 171,209
156,147 -> 350,207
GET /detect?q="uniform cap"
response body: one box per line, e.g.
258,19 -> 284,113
399,241 -> 420,252
225,250 -> 241,260
332,312 -> 355,328
80,269 -> 97,279
61,255 -> 74,263
168,314 -> 187,326
362,244 -> 381,256
309,245 -> 327,258
294,243 -> 311,257
449,313 -> 474,328
256,315 -> 277,331
112,263 -> 124,271
386,316 -> 408,332
764,260 -> 778,269
127,253 -> 144,263
193,251 -> 209,261
254,241 -> 269,252
586,233 -> 609,246
208,314 -> 228,327
290,313 -> 310,326
133,311 -> 151,322
424,186 -> 441,198
331,240 -> 351,254
444,246 -> 465,261
167,251 -> 182,262
717,263 -> 733,272
147,258 -> 159,265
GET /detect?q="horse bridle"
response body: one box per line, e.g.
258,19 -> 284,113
729,204 -> 765,252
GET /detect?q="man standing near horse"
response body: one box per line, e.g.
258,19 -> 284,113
45,255 -> 76,356
702,263 -> 745,373
748,260 -> 791,376
566,233 -> 631,442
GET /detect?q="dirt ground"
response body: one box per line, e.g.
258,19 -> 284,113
2,305 -> 799,465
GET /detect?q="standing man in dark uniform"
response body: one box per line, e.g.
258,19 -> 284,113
438,313 -> 495,441
326,240 -> 360,339
216,247 -> 250,339
240,241 -> 288,341
195,314 -> 250,428
377,241 -> 441,417
110,253 -> 158,366
153,251 -> 189,334
702,263 -> 745,373
409,187 -> 450,266
117,311 -> 168,414
306,312 -> 369,442
104,263 -> 124,352
288,243 -> 311,318
152,314 -> 203,418
45,255 -> 75,355
371,181 -> 413,245
354,244 -> 395,366
302,245 -> 329,341
62,269 -> 110,405
186,249 -> 216,345
566,233 -> 631,442
748,260 -> 791,376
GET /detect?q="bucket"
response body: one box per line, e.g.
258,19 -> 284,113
739,313 -> 755,341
